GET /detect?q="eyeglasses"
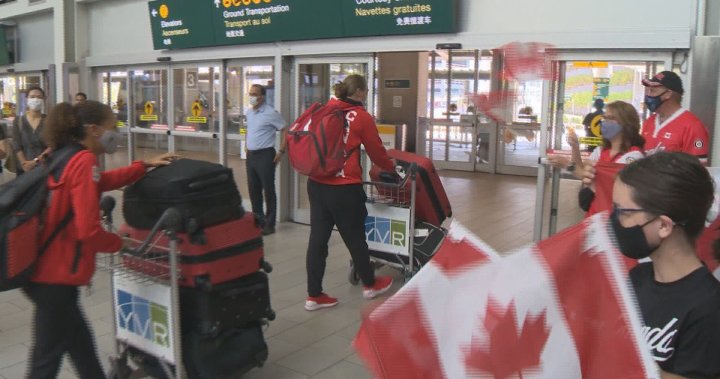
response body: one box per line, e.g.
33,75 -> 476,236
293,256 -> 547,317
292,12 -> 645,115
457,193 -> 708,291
612,204 -> 648,217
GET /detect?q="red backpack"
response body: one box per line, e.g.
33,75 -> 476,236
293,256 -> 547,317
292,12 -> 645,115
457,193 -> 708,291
287,102 -> 352,178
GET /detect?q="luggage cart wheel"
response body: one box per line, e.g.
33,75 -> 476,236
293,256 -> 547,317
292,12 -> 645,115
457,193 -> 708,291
348,263 -> 360,285
107,354 -> 132,379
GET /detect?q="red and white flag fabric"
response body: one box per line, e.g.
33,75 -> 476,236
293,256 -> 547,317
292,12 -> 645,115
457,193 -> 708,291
585,161 -> 624,218
471,90 -> 516,124
499,42 -> 557,82
354,214 -> 659,379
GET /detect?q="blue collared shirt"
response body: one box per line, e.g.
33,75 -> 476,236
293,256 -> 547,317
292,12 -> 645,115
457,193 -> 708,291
245,103 -> 285,151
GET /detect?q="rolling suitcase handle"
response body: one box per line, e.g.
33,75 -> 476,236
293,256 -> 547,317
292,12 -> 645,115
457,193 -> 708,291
128,207 -> 183,257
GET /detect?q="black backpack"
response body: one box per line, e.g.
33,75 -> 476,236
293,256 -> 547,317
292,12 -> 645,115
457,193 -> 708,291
0,145 -> 82,291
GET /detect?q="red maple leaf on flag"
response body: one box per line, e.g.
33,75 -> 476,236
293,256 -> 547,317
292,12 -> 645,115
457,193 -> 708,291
431,235 -> 494,276
471,90 -> 516,124
465,298 -> 550,379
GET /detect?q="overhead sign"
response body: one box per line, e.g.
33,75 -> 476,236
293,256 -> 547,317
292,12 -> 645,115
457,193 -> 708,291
572,62 -> 609,68
148,0 -> 457,50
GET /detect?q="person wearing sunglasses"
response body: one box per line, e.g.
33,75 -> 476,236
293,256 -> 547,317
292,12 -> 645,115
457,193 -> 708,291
611,152 -> 720,378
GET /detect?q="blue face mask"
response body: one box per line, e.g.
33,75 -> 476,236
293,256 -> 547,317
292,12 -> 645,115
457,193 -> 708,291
601,119 -> 622,140
644,91 -> 667,113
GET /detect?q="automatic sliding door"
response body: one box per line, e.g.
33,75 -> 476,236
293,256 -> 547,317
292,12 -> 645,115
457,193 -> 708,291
291,58 -> 372,224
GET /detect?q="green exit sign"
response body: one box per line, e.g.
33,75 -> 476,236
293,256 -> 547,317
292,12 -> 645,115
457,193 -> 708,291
148,0 -> 457,50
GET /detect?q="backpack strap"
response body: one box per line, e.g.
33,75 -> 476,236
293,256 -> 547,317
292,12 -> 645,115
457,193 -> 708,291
38,210 -> 74,255
37,145 -> 84,255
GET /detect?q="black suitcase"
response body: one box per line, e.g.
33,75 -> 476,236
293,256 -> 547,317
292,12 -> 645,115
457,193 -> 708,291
129,322 -> 268,379
123,159 -> 244,232
180,271 -> 274,336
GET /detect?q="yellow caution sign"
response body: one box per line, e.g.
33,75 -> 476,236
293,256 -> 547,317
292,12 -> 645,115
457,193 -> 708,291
116,121 -> 126,127
191,101 -> 202,117
144,101 -> 154,116
186,116 -> 207,123
140,115 -> 159,121
590,115 -> 603,138
572,61 -> 609,68
579,136 -> 604,146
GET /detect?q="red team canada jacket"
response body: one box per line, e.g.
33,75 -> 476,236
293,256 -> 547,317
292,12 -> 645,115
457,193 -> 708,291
32,149 -> 146,285
310,97 -> 394,185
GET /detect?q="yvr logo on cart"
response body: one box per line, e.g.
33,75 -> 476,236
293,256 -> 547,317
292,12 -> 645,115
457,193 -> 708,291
365,216 -> 406,247
116,290 -> 170,347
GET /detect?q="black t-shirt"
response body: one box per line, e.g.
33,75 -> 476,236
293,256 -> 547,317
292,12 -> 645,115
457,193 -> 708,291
630,262 -> 720,378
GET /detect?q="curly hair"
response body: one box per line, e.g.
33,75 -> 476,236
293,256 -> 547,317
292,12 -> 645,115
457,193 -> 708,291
43,101 -> 114,149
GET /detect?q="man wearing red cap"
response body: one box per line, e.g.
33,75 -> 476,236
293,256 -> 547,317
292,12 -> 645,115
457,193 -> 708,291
641,71 -> 709,164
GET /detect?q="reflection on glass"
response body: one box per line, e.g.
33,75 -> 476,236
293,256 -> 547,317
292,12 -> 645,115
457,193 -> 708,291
227,65 -> 274,135
132,69 -> 168,129
99,71 -> 129,128
172,65 -> 220,133
0,76 -> 17,120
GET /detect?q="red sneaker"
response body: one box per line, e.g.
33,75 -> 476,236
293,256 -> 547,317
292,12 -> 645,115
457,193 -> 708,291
304,293 -> 339,311
363,276 -> 394,299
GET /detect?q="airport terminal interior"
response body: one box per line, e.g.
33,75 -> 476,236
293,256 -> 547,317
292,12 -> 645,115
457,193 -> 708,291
1,0 -> 720,378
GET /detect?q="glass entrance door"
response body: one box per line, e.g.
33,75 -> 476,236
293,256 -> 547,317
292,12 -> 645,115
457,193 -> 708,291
291,57 -> 373,224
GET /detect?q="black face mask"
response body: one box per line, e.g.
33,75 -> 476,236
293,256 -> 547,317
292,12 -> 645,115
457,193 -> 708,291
609,209 -> 659,260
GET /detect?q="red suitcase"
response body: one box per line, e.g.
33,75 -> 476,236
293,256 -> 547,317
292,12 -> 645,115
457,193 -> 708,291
118,212 -> 266,288
370,149 -> 452,227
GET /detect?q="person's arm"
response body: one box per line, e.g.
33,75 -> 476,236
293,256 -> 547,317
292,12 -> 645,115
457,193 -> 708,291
359,114 -> 394,172
0,125 -> 6,160
682,121 -> 710,165
98,153 -> 177,192
274,127 -> 287,164
69,154 -> 123,253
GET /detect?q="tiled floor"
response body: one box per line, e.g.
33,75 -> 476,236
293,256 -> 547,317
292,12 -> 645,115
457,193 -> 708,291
0,170 -> 584,378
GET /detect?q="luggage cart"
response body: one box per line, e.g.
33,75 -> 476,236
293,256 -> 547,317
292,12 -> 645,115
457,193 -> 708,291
98,199 -> 187,379
348,164 -> 422,284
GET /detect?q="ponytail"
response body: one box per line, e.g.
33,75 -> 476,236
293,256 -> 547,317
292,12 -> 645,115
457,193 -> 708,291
333,74 -> 367,99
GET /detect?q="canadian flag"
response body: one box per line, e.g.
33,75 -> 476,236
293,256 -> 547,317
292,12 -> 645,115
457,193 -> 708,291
471,90 -> 516,124
585,161 -> 623,217
354,214 -> 659,378
499,41 -> 557,82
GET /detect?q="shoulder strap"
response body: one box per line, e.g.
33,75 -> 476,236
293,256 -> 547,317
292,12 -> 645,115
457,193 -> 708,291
38,210 -> 74,255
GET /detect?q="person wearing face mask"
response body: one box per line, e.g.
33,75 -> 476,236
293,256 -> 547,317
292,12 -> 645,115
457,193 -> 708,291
640,71 -> 708,163
23,100 -> 177,379
611,152 -> 720,378
245,83 -> 286,235
303,75 -> 395,311
9,86 -> 49,174
549,101 -> 645,213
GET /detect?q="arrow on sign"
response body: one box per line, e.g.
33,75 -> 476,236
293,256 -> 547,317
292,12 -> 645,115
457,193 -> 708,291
151,8 -> 158,17
145,102 -> 154,115
192,102 -> 202,117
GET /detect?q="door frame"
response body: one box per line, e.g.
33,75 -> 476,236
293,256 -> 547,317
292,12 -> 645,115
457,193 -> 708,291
290,55 -> 375,224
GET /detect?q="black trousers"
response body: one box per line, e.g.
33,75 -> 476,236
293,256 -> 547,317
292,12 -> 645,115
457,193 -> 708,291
23,283 -> 106,379
306,180 -> 375,297
246,148 -> 277,228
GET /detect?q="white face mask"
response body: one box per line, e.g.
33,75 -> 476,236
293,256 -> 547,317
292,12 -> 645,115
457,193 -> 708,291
248,96 -> 259,106
26,98 -> 44,111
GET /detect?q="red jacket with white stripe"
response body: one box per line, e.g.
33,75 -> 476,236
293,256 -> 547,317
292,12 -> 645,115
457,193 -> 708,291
310,98 -> 394,185
31,149 -> 146,286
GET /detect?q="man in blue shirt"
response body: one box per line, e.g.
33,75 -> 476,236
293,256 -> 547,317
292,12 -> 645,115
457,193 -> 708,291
245,84 -> 286,235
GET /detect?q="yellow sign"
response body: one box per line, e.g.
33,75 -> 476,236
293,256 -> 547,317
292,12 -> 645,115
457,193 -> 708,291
573,62 -> 609,69
140,115 -> 159,121
116,121 -> 126,127
144,101 -> 154,116
191,101 -> 202,117
186,116 -> 207,123
1,108 -> 11,116
159,4 -> 169,19
590,115 -> 603,138
579,136 -> 603,146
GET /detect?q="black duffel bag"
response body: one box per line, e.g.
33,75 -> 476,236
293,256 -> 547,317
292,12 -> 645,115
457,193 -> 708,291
123,159 -> 244,232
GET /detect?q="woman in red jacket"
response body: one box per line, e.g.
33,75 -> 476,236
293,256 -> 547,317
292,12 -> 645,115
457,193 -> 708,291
304,75 -> 396,311
24,101 -> 175,379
